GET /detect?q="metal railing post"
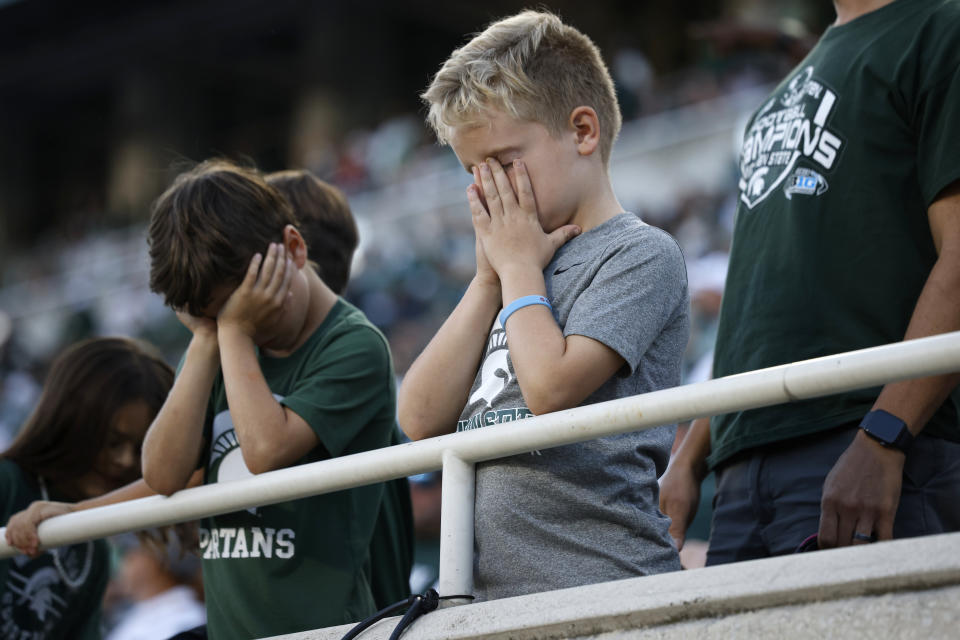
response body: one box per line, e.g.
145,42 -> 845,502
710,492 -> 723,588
437,450 -> 475,604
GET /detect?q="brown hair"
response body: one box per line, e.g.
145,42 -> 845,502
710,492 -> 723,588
266,170 -> 358,295
2,338 -> 174,494
148,159 -> 299,316
423,10 -> 622,165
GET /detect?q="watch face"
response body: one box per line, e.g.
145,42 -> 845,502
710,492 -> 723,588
861,410 -> 911,450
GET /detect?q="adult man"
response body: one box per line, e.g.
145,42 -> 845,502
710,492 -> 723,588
661,0 -> 960,563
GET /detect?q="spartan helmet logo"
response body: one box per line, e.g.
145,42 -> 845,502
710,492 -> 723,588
468,326 -> 512,409
7,566 -> 63,624
746,166 -> 770,198
208,395 -> 285,516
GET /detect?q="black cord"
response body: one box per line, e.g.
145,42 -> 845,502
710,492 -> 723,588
387,589 -> 437,640
340,590 -> 475,640
341,597 -> 415,640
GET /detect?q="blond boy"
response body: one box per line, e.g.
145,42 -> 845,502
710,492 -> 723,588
399,11 -> 687,600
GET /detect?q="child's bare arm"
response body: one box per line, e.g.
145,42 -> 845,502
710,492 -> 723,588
398,273 -> 500,440
4,471 -> 204,556
142,317 -> 219,495
471,159 -> 622,415
399,178 -> 508,440
503,314 -> 625,415
216,243 -> 320,474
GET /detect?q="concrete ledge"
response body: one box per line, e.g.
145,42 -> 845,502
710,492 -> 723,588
268,532 -> 960,640
591,585 -> 960,639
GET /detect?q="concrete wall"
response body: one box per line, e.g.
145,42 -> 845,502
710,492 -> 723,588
269,532 -> 960,640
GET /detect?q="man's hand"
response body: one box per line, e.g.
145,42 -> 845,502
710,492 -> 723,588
218,242 -> 295,339
659,417 -> 711,551
818,430 -> 905,548
4,501 -> 74,557
468,159 -> 579,279
659,460 -> 703,551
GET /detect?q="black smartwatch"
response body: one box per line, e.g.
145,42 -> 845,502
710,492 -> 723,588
859,409 -> 913,452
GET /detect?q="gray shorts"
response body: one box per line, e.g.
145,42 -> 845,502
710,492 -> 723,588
705,424 -> 960,565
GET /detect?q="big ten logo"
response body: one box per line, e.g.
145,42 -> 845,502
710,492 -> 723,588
739,66 -> 843,209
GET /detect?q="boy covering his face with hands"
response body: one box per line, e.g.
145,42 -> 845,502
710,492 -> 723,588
399,10 -> 689,600
142,160 -> 397,638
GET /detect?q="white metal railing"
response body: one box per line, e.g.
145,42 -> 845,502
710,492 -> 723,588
3,331 -> 960,599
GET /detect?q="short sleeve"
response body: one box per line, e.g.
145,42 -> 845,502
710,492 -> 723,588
916,32 -> 960,204
563,229 -> 688,373
281,327 -> 393,458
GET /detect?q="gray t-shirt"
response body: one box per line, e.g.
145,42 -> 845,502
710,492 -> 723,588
458,213 -> 688,601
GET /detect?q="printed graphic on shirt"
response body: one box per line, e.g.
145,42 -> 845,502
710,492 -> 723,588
206,394 -> 297,557
1,548 -> 87,638
739,65 -> 843,209
459,407 -> 535,431
784,167 -> 829,199
197,526 -> 295,560
458,318 -> 534,431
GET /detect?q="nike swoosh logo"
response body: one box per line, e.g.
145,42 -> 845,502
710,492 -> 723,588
554,262 -> 583,275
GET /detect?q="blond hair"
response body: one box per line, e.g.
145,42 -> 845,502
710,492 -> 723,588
422,10 -> 621,164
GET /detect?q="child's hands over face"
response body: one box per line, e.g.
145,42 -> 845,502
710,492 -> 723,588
474,233 -> 500,289
468,159 -> 579,280
469,173 -> 499,289
218,242 -> 295,340
176,310 -> 217,340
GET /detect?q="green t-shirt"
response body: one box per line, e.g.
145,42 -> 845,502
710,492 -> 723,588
367,429 -> 413,609
199,299 -> 398,639
710,0 -> 960,468
0,459 -> 109,640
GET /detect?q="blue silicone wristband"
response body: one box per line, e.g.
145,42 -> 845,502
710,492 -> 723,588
499,295 -> 552,327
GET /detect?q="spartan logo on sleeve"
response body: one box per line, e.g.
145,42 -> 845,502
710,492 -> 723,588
739,66 -> 843,209
458,318 -> 533,431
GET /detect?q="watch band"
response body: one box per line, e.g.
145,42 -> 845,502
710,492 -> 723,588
859,409 -> 914,452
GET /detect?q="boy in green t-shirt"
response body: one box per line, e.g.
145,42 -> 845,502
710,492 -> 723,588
142,160 -> 398,638
265,169 -> 413,609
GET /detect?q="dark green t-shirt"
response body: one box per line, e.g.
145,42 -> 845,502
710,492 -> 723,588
0,459 -> 109,640
199,299 -> 398,639
710,0 -> 960,468
367,429 -> 413,610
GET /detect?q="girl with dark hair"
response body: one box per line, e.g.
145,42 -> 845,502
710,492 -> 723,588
0,337 -> 174,639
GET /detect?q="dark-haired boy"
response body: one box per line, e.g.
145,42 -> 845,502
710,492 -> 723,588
266,168 -> 413,609
265,170 -> 359,295
142,160 -> 397,638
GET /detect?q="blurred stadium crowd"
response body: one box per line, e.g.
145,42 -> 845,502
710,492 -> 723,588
0,81 -> 768,447
0,0 -> 829,438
